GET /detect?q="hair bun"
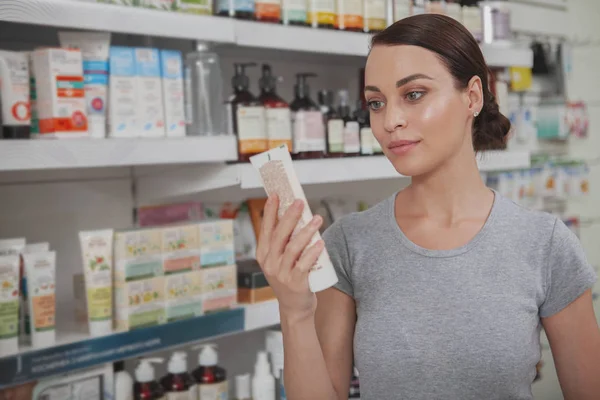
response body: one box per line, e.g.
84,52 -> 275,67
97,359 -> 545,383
473,91 -> 511,151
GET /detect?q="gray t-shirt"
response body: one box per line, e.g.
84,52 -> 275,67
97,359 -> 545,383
323,191 -> 597,400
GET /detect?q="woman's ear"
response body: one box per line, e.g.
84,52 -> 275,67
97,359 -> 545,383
466,75 -> 484,116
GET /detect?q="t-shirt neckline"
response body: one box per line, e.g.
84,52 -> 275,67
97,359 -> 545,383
387,188 -> 501,258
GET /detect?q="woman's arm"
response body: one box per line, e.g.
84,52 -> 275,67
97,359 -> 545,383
281,288 -> 356,400
542,289 -> 600,399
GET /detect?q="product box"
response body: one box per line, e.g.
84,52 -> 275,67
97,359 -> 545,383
159,49 -> 186,137
108,46 -> 137,138
135,47 -> 165,137
114,276 -> 166,331
113,228 -> 163,282
165,270 -> 203,322
162,224 -> 201,273
198,220 -> 235,268
237,259 -> 275,304
138,201 -> 203,227
31,48 -> 88,138
175,0 -> 212,14
201,264 -> 237,314
32,363 -> 114,400
144,0 -> 177,10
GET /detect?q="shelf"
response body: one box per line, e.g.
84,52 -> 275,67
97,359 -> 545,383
0,0 -> 236,43
0,0 -> 533,67
135,150 -> 531,201
0,301 -> 280,389
0,136 -> 237,171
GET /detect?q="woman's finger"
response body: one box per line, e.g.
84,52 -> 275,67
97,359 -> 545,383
270,199 -> 305,256
290,240 -> 325,282
256,195 -> 279,264
280,215 -> 323,275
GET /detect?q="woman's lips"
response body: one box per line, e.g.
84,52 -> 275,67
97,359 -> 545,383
388,140 -> 421,155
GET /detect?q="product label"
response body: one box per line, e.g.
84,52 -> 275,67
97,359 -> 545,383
39,75 -> 88,134
335,0 -> 363,29
178,0 -> 212,14
202,266 -> 236,313
282,0 -> 307,23
237,106 -> 268,155
87,286 -> 112,322
162,54 -> 186,138
307,0 -> 336,26
0,301 -> 18,339
266,107 -> 293,150
364,0 -> 387,30
217,0 -> 255,13
166,386 -> 197,400
198,381 -> 228,400
292,111 -> 326,153
360,127 -> 374,155
115,277 -> 165,330
136,48 -> 165,137
82,235 -> 113,322
162,225 -> 201,274
0,51 -> 31,125
109,76 -> 137,137
327,119 -> 344,152
32,293 -> 55,332
165,271 -> 202,322
0,256 -> 19,339
115,230 -> 163,281
343,121 -> 360,153
256,0 -> 281,19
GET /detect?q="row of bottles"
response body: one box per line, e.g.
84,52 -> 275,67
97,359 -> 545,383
230,63 -> 382,162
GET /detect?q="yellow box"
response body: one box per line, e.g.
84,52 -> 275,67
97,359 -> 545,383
201,265 -> 237,314
198,220 -> 235,268
114,276 -> 165,331
162,224 -> 201,274
114,228 -> 163,282
164,270 -> 203,322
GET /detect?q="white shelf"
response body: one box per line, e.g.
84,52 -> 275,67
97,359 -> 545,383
0,0 -> 236,42
0,136 -> 237,171
0,0 -> 534,67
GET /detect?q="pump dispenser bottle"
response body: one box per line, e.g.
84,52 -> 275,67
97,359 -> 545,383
318,89 -> 343,157
161,352 -> 197,400
185,43 -> 226,136
229,62 -> 267,162
259,64 -> 292,152
252,351 -> 275,400
290,73 -> 326,159
338,90 -> 360,156
115,361 -> 134,400
192,344 -> 228,400
134,358 -> 165,400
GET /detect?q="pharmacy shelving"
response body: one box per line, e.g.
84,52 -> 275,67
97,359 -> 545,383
135,149 -> 531,201
0,300 -> 280,390
0,136 -> 237,171
0,0 -> 534,67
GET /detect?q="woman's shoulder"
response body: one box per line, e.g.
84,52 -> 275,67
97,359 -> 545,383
493,191 -> 559,235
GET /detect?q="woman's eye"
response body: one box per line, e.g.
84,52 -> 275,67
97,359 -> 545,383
406,91 -> 424,101
367,100 -> 384,111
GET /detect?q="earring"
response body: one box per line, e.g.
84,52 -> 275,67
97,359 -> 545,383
474,111 -> 479,117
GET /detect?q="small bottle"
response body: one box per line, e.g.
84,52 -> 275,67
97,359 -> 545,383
318,90 -> 344,158
115,361 -> 134,400
192,344 -> 228,400
282,0 -> 308,25
252,351 -> 275,400
134,358 -> 165,400
355,101 -> 373,156
338,90 -> 360,157
290,73 -> 326,160
255,0 -> 282,23
184,43 -> 226,136
363,0 -> 387,32
258,64 -> 293,152
216,0 -> 255,19
307,0 -> 336,29
349,367 -> 360,398
161,352 -> 197,400
393,0 -> 412,21
229,62 -> 267,162
234,374 -> 252,400
335,0 -> 364,31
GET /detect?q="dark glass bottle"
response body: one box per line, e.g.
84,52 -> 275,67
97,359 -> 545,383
355,101 -> 373,156
161,352 -> 197,399
290,73 -> 326,160
338,90 -> 360,157
318,89 -> 343,158
259,64 -> 292,152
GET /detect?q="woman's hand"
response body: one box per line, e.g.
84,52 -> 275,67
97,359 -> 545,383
256,195 -> 325,320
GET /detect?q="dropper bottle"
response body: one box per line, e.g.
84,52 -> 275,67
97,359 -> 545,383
229,62 -> 267,162
290,73 -> 326,159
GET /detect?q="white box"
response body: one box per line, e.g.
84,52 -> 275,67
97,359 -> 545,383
31,48 -> 89,138
135,48 -> 166,137
108,47 -> 137,138
159,50 -> 186,138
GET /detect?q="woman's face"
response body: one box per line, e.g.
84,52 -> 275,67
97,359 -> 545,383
364,44 -> 482,177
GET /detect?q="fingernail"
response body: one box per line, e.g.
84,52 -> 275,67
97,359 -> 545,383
311,215 -> 322,226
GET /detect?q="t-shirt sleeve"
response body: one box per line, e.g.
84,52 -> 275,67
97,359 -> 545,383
539,218 -> 597,318
322,220 -> 354,298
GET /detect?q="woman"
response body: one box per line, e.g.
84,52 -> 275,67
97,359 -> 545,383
256,14 -> 600,400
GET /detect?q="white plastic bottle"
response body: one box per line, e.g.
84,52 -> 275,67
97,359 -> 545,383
252,351 -> 276,400
114,361 -> 134,400
235,374 -> 251,400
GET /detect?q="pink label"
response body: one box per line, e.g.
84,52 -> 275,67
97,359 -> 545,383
164,256 -> 200,273
293,111 -> 325,152
203,295 -> 236,312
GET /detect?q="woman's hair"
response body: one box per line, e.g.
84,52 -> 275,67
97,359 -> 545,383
370,14 -> 511,151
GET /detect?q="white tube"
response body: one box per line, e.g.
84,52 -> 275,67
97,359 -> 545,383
58,31 -> 111,138
0,254 -> 20,356
20,242 -> 50,346
79,229 -> 114,337
0,51 -> 30,138
249,145 -> 339,293
23,251 -> 56,348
